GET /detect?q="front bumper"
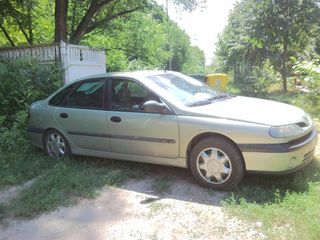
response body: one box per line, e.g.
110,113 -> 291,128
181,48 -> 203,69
241,128 -> 318,173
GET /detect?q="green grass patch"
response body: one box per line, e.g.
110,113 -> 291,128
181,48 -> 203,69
0,149 -> 57,189
224,157 -> 320,239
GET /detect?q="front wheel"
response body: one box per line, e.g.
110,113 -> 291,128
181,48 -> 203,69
44,129 -> 71,159
190,136 -> 245,190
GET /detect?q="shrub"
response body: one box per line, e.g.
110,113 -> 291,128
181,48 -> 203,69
0,58 -> 62,128
293,59 -> 320,117
0,58 -> 62,152
230,60 -> 278,97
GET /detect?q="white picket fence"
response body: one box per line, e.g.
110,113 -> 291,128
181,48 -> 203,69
0,43 -> 60,62
0,41 -> 106,84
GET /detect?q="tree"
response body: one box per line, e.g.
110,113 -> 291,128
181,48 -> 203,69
81,7 -> 195,72
181,46 -> 205,74
0,0 -> 206,45
250,0 -> 320,93
213,0 -> 320,93
55,0 -> 206,44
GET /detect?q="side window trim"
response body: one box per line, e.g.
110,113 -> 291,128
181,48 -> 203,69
60,78 -> 107,110
48,84 -> 76,106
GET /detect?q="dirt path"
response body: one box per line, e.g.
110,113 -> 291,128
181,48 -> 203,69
0,179 -> 36,205
0,167 -> 265,240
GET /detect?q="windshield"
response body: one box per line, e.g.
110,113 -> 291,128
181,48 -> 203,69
147,72 -> 227,107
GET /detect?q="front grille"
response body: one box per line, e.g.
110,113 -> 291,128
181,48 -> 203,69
303,150 -> 314,162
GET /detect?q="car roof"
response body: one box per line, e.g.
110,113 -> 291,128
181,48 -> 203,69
68,70 -> 172,84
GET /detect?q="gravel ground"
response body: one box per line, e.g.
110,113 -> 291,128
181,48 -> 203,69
0,167 -> 265,240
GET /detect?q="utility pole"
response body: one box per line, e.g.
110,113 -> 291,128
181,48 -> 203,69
166,0 -> 172,70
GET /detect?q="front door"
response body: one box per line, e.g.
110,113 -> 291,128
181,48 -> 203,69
107,78 -> 179,158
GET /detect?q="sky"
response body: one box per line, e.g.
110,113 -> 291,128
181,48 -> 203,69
157,0 -> 238,65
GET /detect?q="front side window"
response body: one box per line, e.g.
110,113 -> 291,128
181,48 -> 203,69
111,78 -> 159,112
68,79 -> 104,109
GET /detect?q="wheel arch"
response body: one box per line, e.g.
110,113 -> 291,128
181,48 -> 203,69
186,132 -> 245,169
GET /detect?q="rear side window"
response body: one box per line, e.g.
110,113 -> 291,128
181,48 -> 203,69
68,79 -> 105,109
49,86 -> 72,106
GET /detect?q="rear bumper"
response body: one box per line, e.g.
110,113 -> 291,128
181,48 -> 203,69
26,127 -> 44,149
241,128 -> 318,173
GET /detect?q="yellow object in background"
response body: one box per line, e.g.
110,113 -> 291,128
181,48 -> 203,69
206,73 -> 229,91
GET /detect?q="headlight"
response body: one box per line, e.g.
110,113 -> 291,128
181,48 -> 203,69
269,124 -> 304,138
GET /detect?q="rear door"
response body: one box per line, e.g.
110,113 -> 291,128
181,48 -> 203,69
53,78 -> 110,152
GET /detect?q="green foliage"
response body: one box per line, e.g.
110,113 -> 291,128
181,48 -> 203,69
232,60 -> 278,96
181,46 -> 205,74
0,150 -> 56,188
0,111 -> 29,152
293,58 -> 320,116
0,0 -> 205,45
82,8 -> 202,72
0,58 -> 62,128
0,0 -> 54,46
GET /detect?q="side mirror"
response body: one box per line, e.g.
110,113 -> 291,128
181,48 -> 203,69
143,100 -> 170,114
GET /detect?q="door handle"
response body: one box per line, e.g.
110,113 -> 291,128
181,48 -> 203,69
60,113 -> 68,119
110,116 -> 121,123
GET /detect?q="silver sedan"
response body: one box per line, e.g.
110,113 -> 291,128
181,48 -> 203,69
27,71 -> 318,189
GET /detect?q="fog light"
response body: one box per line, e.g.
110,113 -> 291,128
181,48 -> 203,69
288,157 -> 297,169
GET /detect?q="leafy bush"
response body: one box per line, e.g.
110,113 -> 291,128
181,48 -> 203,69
0,58 -> 62,128
230,61 -> 278,96
0,58 -> 62,152
0,110 -> 30,152
293,59 -> 320,116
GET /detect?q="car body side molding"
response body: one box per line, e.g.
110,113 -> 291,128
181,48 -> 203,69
67,131 -> 176,144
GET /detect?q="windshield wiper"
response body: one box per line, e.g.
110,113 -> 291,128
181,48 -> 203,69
187,100 -> 212,107
209,93 -> 231,100
187,94 -> 232,107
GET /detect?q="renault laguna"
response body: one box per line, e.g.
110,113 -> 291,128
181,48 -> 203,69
27,71 -> 318,189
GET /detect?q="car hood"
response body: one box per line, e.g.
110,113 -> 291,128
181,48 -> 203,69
186,96 -> 307,126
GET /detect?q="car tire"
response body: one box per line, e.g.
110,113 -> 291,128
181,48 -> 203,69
44,129 -> 71,159
190,136 -> 245,190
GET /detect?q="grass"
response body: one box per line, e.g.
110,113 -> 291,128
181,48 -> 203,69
0,149 -> 57,189
224,156 -> 320,239
0,148 -> 146,220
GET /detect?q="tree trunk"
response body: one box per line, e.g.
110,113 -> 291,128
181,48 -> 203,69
54,0 -> 68,43
27,0 -> 33,45
69,2 -> 99,44
69,0 -> 115,44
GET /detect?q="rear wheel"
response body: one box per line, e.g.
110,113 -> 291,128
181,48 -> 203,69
44,129 -> 71,159
190,136 -> 245,190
